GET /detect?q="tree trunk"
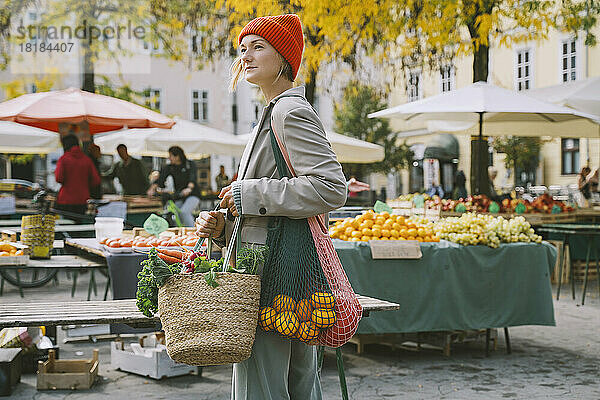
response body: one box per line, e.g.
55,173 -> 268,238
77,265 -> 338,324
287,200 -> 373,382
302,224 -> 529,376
304,68 -> 317,106
472,43 -> 489,83
467,22 -> 491,195
81,42 -> 95,93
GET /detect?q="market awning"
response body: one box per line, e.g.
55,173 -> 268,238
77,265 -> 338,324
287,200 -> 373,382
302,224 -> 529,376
237,131 -> 384,164
95,118 -> 246,159
0,121 -> 60,154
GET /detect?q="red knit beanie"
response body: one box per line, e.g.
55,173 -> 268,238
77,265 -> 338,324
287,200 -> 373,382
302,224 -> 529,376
238,14 -> 304,80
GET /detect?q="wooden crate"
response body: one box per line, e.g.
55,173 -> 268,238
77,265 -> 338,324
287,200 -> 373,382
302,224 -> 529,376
571,260 -> 599,282
37,349 -> 98,390
349,330 -> 498,357
547,240 -> 570,284
132,227 -> 182,238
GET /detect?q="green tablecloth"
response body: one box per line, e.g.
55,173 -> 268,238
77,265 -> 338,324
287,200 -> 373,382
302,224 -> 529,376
334,240 -> 557,334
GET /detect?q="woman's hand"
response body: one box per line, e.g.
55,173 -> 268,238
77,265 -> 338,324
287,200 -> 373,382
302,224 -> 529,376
146,184 -> 157,198
219,185 -> 239,217
195,211 -> 225,238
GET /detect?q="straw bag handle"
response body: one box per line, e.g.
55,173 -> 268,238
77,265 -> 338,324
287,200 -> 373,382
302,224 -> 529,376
270,120 -> 328,233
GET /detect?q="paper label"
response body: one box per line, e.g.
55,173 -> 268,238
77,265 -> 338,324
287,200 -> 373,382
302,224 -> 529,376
369,240 -> 422,259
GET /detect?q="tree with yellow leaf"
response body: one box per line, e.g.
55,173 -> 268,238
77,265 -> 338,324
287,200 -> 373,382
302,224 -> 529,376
149,0 -> 404,104
398,0 -> 598,194
0,74 -> 56,99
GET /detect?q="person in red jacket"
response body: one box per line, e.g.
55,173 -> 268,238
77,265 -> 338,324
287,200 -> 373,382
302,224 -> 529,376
54,134 -> 101,222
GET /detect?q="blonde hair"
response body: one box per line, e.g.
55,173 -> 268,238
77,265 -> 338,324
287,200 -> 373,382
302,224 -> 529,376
229,51 -> 294,92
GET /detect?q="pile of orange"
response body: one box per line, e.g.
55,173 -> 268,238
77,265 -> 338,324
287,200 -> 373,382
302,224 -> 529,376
0,242 -> 24,257
259,292 -> 336,343
329,210 -> 440,242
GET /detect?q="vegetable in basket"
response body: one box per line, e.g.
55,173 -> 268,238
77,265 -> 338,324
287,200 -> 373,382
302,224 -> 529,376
136,245 -> 268,317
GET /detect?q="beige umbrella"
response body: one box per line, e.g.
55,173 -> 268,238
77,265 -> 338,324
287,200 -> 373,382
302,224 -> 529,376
237,131 -> 384,163
369,82 -> 600,192
0,121 -> 61,154
96,118 -> 246,159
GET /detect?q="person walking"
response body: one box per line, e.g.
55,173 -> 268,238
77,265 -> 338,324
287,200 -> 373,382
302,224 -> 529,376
453,170 -> 467,200
195,14 -> 346,400
106,144 -> 149,195
578,166 -> 593,207
54,134 -> 101,222
147,146 -> 200,227
215,164 -> 230,192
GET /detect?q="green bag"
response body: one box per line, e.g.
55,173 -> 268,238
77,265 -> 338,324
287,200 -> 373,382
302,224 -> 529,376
259,110 -> 333,343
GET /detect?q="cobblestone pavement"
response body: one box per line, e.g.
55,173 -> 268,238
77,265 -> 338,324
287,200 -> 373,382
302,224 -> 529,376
2,270 -> 599,399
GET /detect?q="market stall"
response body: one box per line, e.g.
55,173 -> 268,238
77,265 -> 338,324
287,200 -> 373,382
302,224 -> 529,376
335,240 -> 556,335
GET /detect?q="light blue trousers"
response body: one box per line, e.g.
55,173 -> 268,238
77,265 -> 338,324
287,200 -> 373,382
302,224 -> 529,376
231,328 -> 323,400
174,196 -> 200,227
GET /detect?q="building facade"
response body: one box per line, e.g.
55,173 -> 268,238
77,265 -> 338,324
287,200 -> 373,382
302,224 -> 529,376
388,24 -> 600,196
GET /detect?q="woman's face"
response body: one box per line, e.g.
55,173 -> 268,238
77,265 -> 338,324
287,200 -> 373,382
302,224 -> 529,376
169,153 -> 181,165
240,34 -> 283,87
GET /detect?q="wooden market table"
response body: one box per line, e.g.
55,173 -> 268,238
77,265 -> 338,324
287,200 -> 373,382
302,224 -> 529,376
0,255 -> 107,300
0,296 -> 399,400
538,224 -> 600,304
0,218 -> 75,226
335,239 -> 557,357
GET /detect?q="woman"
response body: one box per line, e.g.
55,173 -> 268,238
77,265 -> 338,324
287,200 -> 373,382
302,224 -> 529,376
578,166 -> 592,206
147,146 -> 200,227
195,14 -> 347,400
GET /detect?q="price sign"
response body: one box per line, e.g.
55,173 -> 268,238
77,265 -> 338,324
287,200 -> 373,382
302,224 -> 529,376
369,240 -> 422,259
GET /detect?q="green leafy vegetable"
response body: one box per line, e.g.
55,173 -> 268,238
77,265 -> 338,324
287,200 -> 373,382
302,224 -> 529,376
136,246 -> 268,315
235,245 -> 269,275
136,248 -> 180,317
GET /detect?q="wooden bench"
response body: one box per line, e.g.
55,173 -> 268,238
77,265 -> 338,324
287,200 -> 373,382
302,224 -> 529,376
0,296 -> 399,400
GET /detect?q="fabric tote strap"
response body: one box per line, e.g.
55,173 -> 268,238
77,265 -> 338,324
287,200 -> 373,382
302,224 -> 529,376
269,120 -> 328,233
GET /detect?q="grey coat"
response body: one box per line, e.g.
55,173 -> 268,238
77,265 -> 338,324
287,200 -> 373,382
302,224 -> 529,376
221,86 -> 347,248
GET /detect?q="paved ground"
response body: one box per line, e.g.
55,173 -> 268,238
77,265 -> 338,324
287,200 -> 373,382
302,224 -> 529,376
2,268 -> 599,400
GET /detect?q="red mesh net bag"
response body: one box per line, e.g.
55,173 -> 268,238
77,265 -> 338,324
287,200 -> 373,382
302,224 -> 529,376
307,216 -> 362,347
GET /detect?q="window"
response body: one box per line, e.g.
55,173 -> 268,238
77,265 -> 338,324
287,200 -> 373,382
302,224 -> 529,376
561,138 -> 580,175
440,65 -> 454,92
191,90 -> 208,122
561,39 -> 577,82
407,71 -> 421,102
515,49 -> 532,91
143,88 -> 161,112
